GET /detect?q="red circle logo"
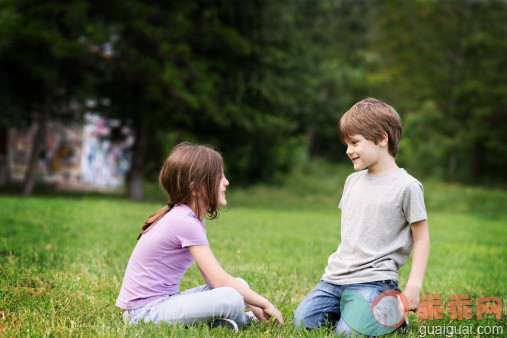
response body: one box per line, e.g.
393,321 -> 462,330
370,290 -> 409,328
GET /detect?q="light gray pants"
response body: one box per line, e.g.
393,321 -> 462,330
125,278 -> 250,326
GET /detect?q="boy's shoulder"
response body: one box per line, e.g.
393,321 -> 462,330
345,169 -> 367,181
395,169 -> 423,188
342,170 -> 366,189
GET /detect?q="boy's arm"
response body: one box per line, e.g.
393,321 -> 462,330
403,219 -> 430,311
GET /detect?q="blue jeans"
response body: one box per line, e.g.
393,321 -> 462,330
294,280 -> 400,336
125,278 -> 251,326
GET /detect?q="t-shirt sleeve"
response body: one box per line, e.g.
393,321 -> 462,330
338,175 -> 352,210
402,181 -> 428,224
175,219 -> 209,248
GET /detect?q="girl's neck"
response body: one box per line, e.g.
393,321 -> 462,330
188,200 -> 206,221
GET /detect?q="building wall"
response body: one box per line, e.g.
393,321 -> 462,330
7,114 -> 134,191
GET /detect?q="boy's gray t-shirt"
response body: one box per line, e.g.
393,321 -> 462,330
322,168 -> 427,285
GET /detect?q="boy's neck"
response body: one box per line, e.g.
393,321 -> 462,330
367,156 -> 399,175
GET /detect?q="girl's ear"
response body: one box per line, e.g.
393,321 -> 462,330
189,182 -> 197,196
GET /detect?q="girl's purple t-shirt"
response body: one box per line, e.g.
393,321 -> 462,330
116,204 -> 209,310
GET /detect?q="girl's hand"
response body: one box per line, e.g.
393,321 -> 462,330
262,304 -> 284,325
250,305 -> 265,321
189,245 -> 284,323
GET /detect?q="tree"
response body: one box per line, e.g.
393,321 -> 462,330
90,1 -> 224,199
289,0 -> 373,160
367,0 -> 507,183
0,0 -> 104,194
92,0 -> 326,197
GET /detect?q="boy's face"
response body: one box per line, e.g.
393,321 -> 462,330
345,134 -> 385,172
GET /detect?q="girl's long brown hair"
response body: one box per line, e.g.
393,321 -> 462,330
137,143 -> 224,240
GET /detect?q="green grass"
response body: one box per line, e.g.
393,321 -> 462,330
1,160 -> 506,336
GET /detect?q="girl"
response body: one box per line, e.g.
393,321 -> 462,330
116,143 -> 284,330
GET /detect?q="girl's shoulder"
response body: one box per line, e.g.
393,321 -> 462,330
171,204 -> 198,219
159,204 -> 205,231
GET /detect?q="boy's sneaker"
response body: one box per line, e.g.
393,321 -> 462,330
400,316 -> 409,328
209,318 -> 239,332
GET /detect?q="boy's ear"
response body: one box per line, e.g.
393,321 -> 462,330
379,132 -> 389,146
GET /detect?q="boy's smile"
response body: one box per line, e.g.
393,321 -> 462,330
345,134 -> 395,174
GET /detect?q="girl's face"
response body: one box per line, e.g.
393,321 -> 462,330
217,173 -> 229,207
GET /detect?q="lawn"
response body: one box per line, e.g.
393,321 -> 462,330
1,161 -> 506,336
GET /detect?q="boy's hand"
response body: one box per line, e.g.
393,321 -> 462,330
402,287 -> 420,312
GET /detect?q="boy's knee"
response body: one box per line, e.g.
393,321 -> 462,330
293,307 -> 303,329
335,319 -> 356,337
293,306 -> 313,330
293,314 -> 306,329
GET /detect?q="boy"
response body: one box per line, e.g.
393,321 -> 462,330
294,98 -> 430,336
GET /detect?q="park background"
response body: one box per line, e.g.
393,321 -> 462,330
0,0 -> 506,336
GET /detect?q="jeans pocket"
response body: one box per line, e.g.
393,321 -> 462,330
382,279 -> 399,290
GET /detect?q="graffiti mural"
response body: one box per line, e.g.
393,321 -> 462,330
7,114 -> 134,190
81,114 -> 134,188
8,122 -> 83,187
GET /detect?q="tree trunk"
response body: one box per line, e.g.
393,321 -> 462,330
245,138 -> 259,182
126,123 -> 148,200
23,93 -> 51,195
306,126 -> 318,156
446,2 -> 468,180
0,126 -> 8,185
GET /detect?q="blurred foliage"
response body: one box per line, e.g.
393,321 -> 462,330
141,158 -> 507,218
0,0 -> 505,189
0,0 -> 103,124
368,0 -> 507,183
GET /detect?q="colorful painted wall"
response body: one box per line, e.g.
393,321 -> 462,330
8,114 -> 134,190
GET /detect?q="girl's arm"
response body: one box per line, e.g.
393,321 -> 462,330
196,265 -> 213,287
403,219 -> 430,311
196,264 -> 266,321
189,245 -> 284,324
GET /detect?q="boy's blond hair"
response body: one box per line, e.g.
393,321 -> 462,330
338,97 -> 402,158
